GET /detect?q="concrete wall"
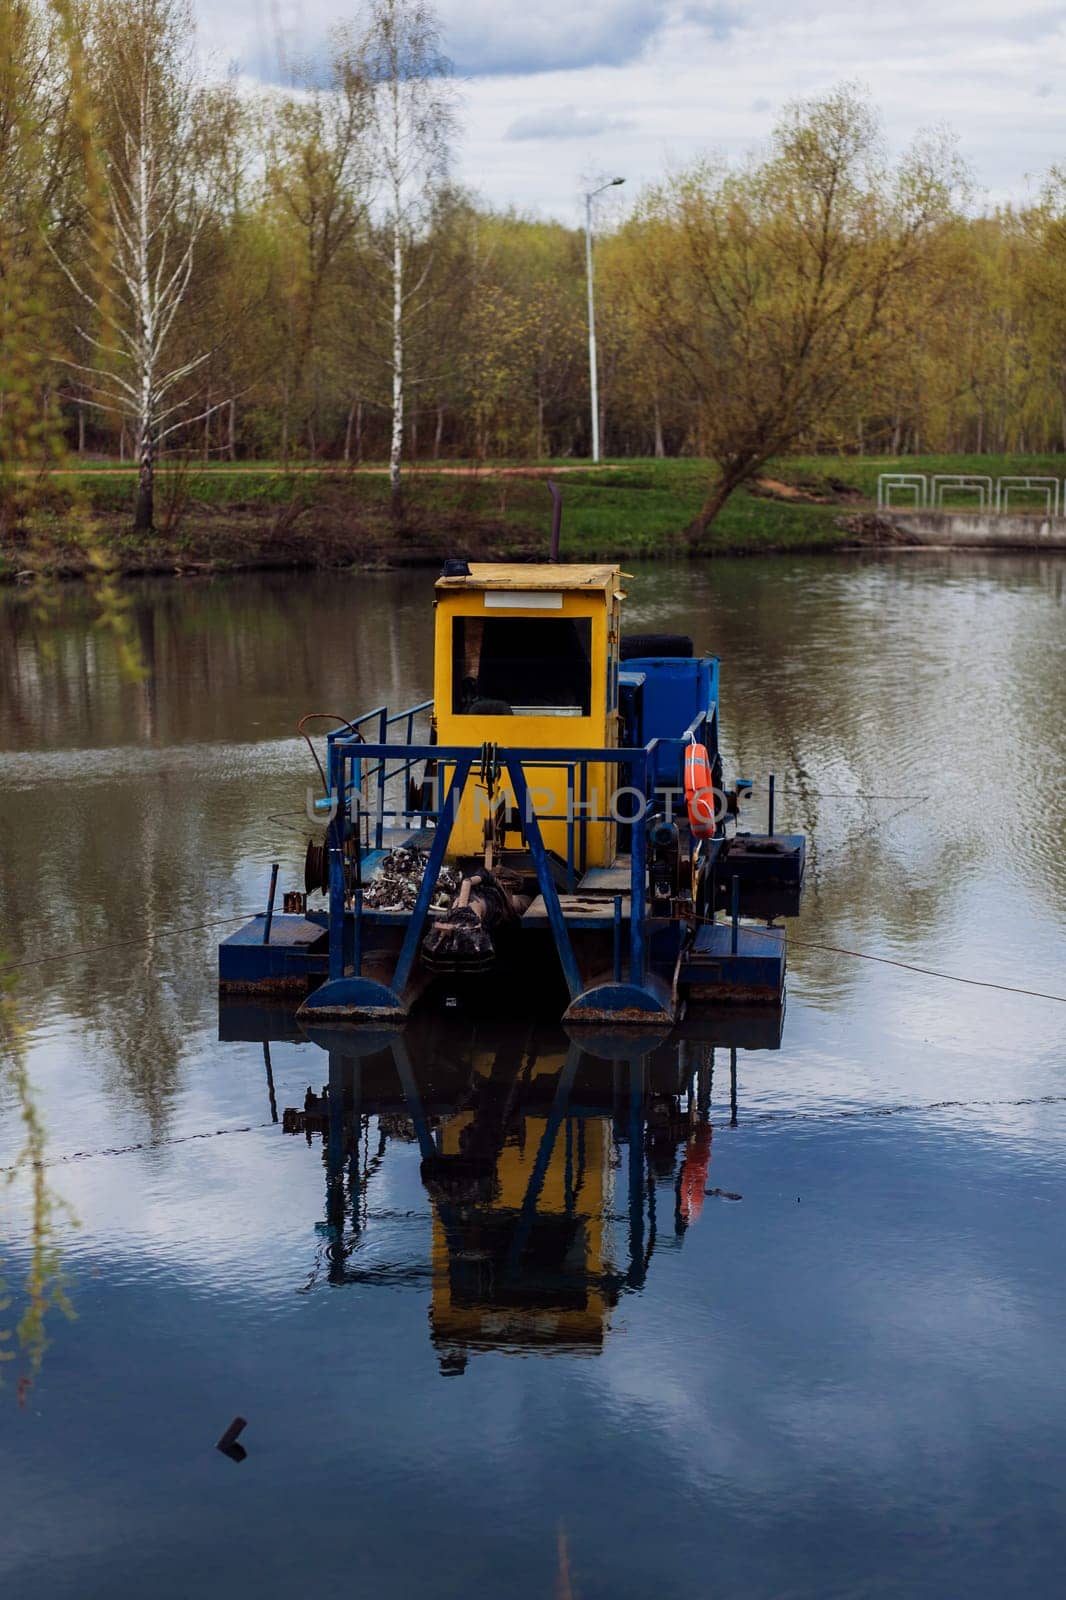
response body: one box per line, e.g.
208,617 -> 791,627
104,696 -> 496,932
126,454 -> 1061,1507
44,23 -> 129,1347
888,512 -> 1066,550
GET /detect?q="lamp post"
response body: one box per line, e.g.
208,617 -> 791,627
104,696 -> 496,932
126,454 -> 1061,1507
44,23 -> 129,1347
585,176 -> 624,463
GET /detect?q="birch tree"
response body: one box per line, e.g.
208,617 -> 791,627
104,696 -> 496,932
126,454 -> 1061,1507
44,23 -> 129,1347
54,0 -> 231,531
359,0 -> 456,514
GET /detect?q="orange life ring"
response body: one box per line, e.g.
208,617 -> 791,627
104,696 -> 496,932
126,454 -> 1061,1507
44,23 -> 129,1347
684,742 -> 717,840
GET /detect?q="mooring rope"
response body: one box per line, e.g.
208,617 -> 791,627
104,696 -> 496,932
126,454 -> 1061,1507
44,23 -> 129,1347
0,1119 -> 278,1172
781,789 -> 931,801
8,1090 -> 1066,1178
0,862 -> 1062,1008
789,936 -> 1066,1004
684,911 -> 1066,1005
735,1091 -> 1066,1126
0,912 -> 260,975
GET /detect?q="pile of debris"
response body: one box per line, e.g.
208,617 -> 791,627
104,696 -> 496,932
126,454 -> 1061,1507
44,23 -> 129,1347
360,847 -> 461,913
835,511 -> 921,544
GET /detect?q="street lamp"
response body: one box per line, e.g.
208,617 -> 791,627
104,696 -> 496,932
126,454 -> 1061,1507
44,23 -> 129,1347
585,176 -> 624,464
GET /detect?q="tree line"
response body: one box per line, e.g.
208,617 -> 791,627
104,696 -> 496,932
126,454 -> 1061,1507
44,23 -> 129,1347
5,0 -> 1066,536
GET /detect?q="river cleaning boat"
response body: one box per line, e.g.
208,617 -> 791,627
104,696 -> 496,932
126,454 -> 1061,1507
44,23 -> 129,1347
218,558 -> 805,1027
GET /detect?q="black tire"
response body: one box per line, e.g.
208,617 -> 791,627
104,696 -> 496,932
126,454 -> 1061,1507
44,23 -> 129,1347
467,698 -> 513,715
620,632 -> 694,661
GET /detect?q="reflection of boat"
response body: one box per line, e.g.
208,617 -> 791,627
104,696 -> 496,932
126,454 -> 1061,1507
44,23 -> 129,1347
220,560 -> 804,1026
230,1006 -> 777,1371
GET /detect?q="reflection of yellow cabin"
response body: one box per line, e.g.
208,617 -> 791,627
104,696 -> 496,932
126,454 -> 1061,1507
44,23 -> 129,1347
428,1049 -> 613,1356
433,564 -> 622,868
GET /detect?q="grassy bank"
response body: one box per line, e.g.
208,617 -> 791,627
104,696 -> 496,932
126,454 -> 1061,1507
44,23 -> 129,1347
3,452 -> 1062,579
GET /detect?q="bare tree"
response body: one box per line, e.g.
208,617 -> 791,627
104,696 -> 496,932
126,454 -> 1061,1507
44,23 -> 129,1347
52,0 -> 232,531
265,37 -> 373,459
358,0 -> 456,514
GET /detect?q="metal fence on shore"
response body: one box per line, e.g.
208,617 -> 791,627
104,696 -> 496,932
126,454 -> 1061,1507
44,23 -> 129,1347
876,474 -> 1062,514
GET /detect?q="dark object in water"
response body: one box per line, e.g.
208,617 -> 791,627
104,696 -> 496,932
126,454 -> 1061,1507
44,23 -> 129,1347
620,633 -> 693,660
704,1187 -> 742,1201
216,1416 -> 248,1461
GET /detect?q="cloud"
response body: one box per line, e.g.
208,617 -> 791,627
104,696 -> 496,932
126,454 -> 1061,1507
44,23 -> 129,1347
505,104 -> 637,141
206,1 -> 675,84
446,1 -> 667,76
196,1 -> 1066,221
681,1 -> 749,36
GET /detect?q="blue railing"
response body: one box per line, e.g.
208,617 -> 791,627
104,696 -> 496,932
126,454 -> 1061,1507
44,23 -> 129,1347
317,694 -> 718,1009
323,733 -> 680,1005
326,698 -> 715,853
340,699 -> 435,848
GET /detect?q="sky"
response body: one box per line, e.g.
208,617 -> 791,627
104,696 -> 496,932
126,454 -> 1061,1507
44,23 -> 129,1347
196,0 -> 1066,222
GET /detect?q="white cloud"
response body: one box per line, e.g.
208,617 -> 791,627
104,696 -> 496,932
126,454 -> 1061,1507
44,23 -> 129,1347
505,104 -> 636,140
203,0 -> 673,81
198,1 -> 1066,221
446,0 -> 667,75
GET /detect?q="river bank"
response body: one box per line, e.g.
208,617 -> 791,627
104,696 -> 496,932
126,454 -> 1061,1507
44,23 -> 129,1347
4,452 -> 1065,579
0,460 -> 846,579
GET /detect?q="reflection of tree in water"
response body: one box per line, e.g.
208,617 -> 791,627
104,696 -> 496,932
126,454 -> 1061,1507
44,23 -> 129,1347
1,973 -> 75,1390
0,589 -> 100,747
0,569 -> 443,1136
0,569 -> 436,751
14,769 -> 211,1138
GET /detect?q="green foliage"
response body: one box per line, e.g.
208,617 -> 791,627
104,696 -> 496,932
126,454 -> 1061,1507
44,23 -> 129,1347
3,9 -> 1066,555
0,967 -> 77,1389
619,87 -> 969,538
0,0 -> 149,1396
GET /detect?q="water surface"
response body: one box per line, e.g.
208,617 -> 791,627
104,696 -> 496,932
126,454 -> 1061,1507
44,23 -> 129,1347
1,554 -> 1064,1599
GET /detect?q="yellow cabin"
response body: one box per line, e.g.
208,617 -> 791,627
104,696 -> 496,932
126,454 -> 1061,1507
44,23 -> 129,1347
432,562 -> 623,869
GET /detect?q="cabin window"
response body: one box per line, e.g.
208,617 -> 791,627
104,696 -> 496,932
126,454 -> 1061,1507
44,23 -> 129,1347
452,617 -> 592,716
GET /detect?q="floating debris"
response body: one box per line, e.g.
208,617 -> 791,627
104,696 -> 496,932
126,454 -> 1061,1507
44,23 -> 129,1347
216,1416 -> 248,1462
361,849 -> 461,913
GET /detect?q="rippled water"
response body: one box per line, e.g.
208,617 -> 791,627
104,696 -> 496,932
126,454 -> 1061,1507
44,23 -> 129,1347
1,554 -> 1065,1599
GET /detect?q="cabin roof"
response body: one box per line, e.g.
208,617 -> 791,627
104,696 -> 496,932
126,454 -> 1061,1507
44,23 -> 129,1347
435,562 -> 619,595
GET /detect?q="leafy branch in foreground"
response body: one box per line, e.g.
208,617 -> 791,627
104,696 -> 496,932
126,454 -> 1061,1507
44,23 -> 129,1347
0,0 -> 144,1397
0,969 -> 77,1392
